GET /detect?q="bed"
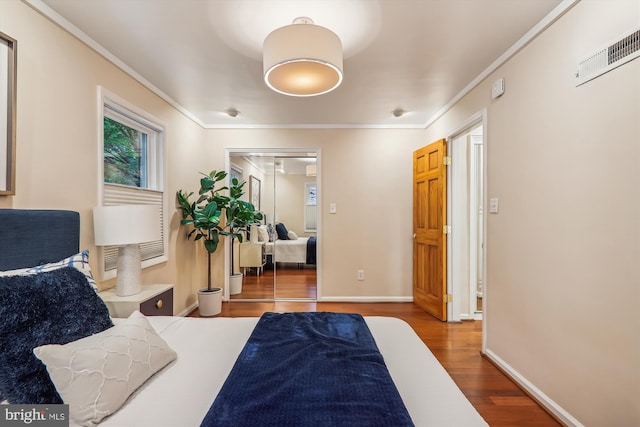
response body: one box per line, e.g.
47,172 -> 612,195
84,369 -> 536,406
265,236 -> 315,264
262,222 -> 317,265
0,209 -> 487,427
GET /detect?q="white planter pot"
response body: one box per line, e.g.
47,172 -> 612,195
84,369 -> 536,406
198,287 -> 222,316
229,273 -> 243,295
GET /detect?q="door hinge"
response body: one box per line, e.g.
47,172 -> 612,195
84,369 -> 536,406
443,225 -> 451,234
443,156 -> 451,166
445,294 -> 452,303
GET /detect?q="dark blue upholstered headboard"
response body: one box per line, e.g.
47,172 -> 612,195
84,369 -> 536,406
0,209 -> 80,270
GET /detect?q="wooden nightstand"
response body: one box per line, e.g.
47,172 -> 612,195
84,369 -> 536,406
100,284 -> 174,318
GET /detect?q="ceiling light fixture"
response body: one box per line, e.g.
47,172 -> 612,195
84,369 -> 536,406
263,17 -> 343,97
226,108 -> 239,117
392,108 -> 405,117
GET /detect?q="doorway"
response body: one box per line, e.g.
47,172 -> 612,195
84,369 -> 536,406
225,149 -> 319,302
448,121 -> 484,321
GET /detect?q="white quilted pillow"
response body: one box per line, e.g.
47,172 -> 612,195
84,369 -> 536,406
33,311 -> 177,427
257,225 -> 270,242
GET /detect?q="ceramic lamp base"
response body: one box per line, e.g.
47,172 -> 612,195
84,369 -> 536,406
116,244 -> 142,296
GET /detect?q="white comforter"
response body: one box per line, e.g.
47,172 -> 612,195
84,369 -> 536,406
265,237 -> 309,263
78,316 -> 487,427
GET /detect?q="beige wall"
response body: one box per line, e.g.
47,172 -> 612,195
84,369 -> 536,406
202,129 -> 422,299
1,2 -> 423,314
423,1 -> 640,425
0,1 -> 220,315
275,173 -> 316,237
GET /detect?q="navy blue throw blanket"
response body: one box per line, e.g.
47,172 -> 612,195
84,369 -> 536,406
306,236 -> 317,265
201,312 -> 414,427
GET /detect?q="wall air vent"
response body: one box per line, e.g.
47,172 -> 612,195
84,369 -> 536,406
576,26 -> 640,86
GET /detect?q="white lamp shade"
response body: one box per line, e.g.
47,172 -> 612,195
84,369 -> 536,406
306,164 -> 317,176
264,20 -> 343,97
93,205 -> 161,246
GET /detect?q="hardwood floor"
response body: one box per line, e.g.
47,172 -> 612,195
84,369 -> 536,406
189,301 -> 561,427
232,265 -> 317,300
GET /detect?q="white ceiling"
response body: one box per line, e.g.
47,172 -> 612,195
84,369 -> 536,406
32,0 -> 565,128
234,155 -> 316,176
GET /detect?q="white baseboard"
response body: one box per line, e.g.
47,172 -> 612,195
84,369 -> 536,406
183,298 -> 412,315
317,296 -> 413,303
176,302 -> 198,317
483,348 -> 584,427
459,312 -> 483,321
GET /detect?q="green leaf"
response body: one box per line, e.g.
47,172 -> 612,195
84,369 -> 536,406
214,170 -> 227,181
203,201 -> 218,217
204,232 -> 220,253
199,176 -> 214,194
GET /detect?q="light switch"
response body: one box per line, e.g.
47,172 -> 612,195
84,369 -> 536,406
489,198 -> 499,213
329,203 -> 337,214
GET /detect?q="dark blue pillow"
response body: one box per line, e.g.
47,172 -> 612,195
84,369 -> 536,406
275,223 -> 289,240
0,267 -> 113,403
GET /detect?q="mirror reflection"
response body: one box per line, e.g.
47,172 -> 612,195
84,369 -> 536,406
228,152 -> 317,301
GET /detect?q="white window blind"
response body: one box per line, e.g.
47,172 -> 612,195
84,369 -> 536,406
103,183 -> 164,271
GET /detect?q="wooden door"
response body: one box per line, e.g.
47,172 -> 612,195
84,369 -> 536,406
413,139 -> 448,321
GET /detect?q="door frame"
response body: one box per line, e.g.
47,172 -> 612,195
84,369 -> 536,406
224,147 -> 322,302
445,111 -> 488,329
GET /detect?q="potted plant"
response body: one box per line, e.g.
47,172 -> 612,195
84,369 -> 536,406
177,170 -> 229,316
177,170 -> 263,312
221,177 -> 263,295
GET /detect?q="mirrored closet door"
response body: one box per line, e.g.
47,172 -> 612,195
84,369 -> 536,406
227,150 -> 318,302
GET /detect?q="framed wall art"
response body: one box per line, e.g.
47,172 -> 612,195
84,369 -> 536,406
249,175 -> 260,210
0,31 -> 16,196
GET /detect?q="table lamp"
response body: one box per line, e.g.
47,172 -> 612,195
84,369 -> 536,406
93,204 -> 161,296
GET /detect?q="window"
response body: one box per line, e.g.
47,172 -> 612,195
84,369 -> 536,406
103,115 -> 148,188
99,90 -> 166,279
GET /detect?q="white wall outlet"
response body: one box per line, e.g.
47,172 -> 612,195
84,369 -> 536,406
357,270 -> 365,281
329,203 -> 337,214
